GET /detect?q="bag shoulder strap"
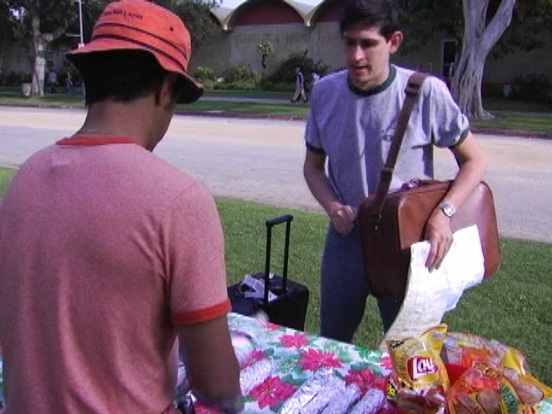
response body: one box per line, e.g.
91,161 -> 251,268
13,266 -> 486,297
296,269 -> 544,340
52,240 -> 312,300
369,71 -> 428,222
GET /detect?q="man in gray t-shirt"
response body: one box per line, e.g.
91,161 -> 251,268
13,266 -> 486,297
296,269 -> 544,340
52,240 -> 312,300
303,0 -> 487,343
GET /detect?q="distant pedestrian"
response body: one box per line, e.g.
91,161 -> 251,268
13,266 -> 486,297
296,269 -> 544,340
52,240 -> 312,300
291,67 -> 308,103
65,72 -> 73,94
48,70 -> 57,94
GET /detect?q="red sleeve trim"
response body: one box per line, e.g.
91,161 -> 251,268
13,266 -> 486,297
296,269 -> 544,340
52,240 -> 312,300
56,136 -> 141,146
172,299 -> 232,325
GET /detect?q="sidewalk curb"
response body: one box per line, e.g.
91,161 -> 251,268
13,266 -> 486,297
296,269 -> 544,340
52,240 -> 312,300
1,102 -> 551,140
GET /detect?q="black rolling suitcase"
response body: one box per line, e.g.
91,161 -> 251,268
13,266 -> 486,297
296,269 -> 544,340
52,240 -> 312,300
227,214 -> 310,331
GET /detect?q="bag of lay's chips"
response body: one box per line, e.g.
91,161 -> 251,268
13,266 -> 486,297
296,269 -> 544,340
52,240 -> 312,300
386,324 -> 450,414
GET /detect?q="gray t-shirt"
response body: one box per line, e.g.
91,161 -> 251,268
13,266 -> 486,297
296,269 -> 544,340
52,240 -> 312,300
305,65 -> 470,208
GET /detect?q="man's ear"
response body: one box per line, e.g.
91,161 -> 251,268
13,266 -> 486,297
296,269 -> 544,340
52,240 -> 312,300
388,30 -> 404,54
155,73 -> 178,107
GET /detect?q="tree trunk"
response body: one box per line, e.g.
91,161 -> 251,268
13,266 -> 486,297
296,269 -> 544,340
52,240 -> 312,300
453,0 -> 516,119
454,37 -> 490,119
32,51 -> 46,98
30,12 -> 61,98
30,15 -> 45,98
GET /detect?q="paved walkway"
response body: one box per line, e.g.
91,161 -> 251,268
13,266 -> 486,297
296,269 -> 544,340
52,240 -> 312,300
0,105 -> 551,244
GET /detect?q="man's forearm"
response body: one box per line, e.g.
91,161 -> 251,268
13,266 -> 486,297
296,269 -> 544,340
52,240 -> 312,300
304,166 -> 356,234
304,167 -> 341,215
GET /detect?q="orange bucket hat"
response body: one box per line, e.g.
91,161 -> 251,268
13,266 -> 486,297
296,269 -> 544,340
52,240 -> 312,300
66,0 -> 203,103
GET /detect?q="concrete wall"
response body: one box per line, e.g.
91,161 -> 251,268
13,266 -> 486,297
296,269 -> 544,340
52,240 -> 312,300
191,22 -> 453,78
191,22 -> 341,75
191,20 -> 552,87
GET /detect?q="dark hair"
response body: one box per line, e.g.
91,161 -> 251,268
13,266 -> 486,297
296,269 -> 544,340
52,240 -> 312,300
71,50 -> 185,105
339,0 -> 400,40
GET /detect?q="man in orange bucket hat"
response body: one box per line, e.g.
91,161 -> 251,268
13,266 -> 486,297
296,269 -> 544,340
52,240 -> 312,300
0,1 -> 243,413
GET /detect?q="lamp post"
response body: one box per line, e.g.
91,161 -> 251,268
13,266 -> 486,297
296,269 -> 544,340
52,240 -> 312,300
76,0 -> 85,97
77,0 -> 84,48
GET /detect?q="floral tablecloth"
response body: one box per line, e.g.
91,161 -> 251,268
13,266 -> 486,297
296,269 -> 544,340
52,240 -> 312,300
2,313 -> 552,413
223,313 -> 392,413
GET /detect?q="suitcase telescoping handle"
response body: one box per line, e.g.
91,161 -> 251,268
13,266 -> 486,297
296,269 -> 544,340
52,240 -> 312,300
263,214 -> 293,303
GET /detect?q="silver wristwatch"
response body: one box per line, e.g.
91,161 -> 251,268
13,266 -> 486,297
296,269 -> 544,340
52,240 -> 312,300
439,201 -> 456,218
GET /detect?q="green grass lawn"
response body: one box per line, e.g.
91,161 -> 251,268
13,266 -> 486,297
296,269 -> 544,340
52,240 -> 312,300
1,166 -> 550,386
206,89 -> 292,100
470,112 -> 552,134
0,168 -> 15,198
0,94 -> 85,108
179,99 -> 309,118
1,89 -> 551,136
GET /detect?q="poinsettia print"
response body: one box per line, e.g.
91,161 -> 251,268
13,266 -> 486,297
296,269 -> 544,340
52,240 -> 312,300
344,367 -> 388,394
380,354 -> 393,370
265,322 -> 283,331
298,348 -> 343,371
242,349 -> 266,368
249,376 -> 296,409
279,332 -> 309,348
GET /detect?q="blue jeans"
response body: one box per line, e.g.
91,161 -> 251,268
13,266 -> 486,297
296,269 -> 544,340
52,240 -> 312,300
319,225 -> 402,343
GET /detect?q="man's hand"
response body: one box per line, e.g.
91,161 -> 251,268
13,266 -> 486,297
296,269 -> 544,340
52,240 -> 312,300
178,316 -> 244,413
424,209 -> 454,271
329,205 -> 357,235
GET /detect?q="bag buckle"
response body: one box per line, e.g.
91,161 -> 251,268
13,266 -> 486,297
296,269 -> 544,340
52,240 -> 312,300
401,179 -> 419,190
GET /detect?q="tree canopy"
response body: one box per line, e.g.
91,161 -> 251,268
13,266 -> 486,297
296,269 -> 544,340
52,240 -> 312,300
494,0 -> 552,57
398,0 -> 552,57
396,0 -> 552,118
0,2 -> 16,48
0,0 -> 220,97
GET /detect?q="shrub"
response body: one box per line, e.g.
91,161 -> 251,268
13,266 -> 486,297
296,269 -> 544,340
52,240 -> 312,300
191,66 -> 217,83
222,65 -> 260,86
511,73 -> 552,104
0,71 -> 31,86
213,80 -> 257,91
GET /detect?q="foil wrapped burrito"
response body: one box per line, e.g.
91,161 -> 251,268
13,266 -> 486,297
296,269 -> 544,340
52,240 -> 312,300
299,375 -> 348,413
349,388 -> 386,414
280,369 -> 349,414
320,384 -> 362,414
240,358 -> 272,395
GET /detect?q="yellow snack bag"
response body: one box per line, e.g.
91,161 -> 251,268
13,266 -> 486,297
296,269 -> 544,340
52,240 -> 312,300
387,324 -> 450,392
386,324 -> 450,414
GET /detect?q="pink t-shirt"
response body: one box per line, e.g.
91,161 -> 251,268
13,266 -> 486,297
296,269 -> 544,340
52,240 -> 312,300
0,137 -> 231,413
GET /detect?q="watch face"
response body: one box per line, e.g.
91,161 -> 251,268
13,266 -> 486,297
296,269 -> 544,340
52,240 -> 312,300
440,202 -> 455,218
